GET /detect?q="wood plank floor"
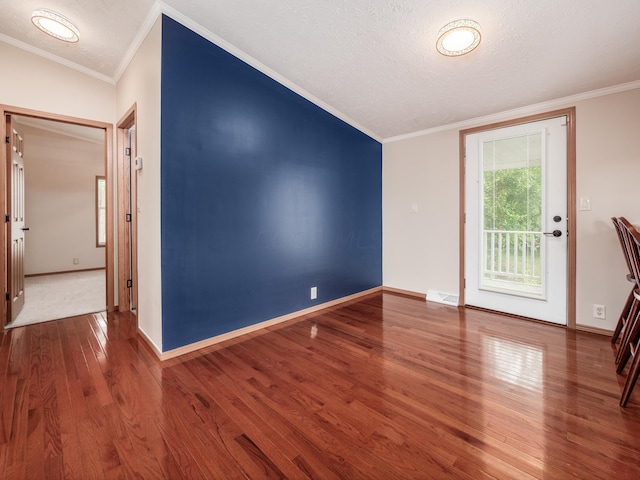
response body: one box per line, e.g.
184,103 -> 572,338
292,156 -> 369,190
1,292 -> 639,479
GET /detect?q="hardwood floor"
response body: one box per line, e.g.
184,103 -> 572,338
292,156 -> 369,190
1,292 -> 639,479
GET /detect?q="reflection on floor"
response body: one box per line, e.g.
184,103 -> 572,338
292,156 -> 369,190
7,269 -> 105,328
0,292 -> 637,478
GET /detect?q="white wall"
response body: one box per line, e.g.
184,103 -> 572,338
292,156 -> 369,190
383,87 -> 640,331
116,18 -> 162,351
22,126 -> 105,275
383,129 -> 460,297
574,89 -> 640,330
0,42 -> 115,122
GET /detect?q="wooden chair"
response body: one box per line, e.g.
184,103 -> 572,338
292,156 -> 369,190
611,217 -> 637,344
615,218 -> 640,366
620,289 -> 640,406
615,218 -> 640,406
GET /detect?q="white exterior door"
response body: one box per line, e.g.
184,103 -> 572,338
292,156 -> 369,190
464,116 -> 568,325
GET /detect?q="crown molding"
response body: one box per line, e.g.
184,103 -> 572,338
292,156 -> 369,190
383,80 -> 640,144
113,2 -> 163,83
8,1 -> 636,147
157,2 -> 383,143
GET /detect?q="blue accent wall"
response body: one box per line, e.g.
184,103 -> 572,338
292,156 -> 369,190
160,16 -> 382,351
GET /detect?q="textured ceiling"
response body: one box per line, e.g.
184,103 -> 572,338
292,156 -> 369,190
0,0 -> 155,81
1,0 -> 640,139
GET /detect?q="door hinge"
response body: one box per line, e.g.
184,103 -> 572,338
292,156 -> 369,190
5,215 -> 9,223
125,213 -> 132,223
5,136 -> 9,144
5,292 -> 9,301
127,279 -> 133,288
125,147 -> 131,156
464,278 -> 466,288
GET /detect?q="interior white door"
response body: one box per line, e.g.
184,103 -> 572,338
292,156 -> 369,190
9,123 -> 26,322
464,116 -> 567,324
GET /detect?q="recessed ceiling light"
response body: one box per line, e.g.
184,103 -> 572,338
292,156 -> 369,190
31,9 -> 80,43
436,19 -> 481,57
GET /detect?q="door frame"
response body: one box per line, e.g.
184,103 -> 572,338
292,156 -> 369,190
1,105 -> 114,324
459,107 -> 577,329
116,104 -> 138,316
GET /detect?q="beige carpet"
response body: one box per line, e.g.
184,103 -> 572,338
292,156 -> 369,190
7,270 -> 106,328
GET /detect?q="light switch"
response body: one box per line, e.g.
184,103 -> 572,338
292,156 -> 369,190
579,197 -> 591,211
410,202 -> 418,213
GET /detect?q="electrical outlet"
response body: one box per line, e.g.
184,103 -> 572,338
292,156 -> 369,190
310,286 -> 317,300
593,304 -> 606,319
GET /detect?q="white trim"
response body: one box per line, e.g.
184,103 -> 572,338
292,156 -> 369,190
113,3 -> 163,83
157,2 -> 383,143
5,1 -> 638,145
0,33 -> 114,85
158,287 -> 382,361
383,80 -> 640,144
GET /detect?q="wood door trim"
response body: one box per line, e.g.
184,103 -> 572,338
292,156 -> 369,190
2,115 -> 10,324
0,105 -> 114,325
116,104 -> 137,316
459,107 -> 577,329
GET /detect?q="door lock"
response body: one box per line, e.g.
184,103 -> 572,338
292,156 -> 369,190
543,230 -> 562,237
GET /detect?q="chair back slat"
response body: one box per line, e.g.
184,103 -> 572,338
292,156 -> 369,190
611,217 -> 638,345
613,217 -> 635,277
618,218 -> 640,287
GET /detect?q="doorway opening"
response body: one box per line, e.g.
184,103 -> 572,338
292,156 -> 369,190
459,108 -> 576,328
2,106 -> 114,326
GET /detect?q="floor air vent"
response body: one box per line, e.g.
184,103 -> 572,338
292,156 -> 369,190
426,290 -> 459,306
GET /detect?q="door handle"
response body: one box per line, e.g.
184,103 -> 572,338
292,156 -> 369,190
543,230 -> 562,237
21,227 -> 30,231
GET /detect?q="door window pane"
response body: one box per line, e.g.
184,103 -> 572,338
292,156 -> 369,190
481,132 -> 544,298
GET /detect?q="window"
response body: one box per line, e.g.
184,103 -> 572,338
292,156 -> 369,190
96,176 -> 106,247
